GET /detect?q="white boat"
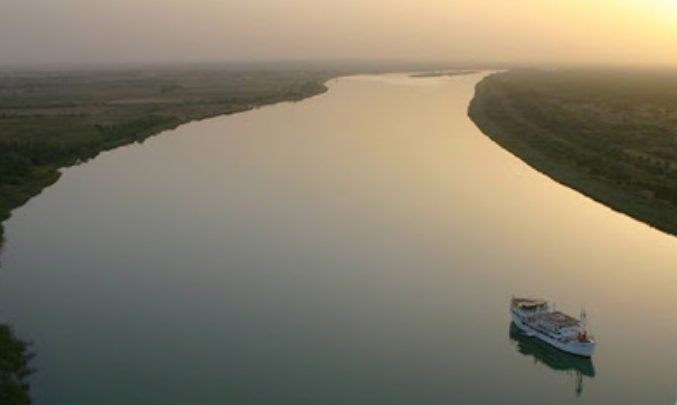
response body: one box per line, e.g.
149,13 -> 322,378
510,297 -> 596,357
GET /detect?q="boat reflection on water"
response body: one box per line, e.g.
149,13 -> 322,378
509,323 -> 596,396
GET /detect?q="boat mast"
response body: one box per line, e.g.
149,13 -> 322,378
581,308 -> 588,331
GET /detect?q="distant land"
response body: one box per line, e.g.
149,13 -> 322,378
469,69 -> 677,237
410,70 -> 477,78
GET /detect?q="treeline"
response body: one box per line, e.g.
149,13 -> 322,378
207,80 -> 328,105
1,116 -> 177,177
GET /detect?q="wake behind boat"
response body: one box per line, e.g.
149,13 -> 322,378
510,297 -> 596,357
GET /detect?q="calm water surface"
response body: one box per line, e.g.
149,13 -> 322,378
1,73 -> 677,404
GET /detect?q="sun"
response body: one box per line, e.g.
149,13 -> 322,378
655,0 -> 677,10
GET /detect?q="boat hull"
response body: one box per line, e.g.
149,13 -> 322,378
511,311 -> 595,358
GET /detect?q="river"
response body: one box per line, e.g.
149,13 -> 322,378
1,73 -> 676,404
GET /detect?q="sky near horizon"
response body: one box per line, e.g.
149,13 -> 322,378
1,0 -> 676,66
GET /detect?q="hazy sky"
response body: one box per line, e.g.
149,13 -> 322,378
1,0 -> 676,66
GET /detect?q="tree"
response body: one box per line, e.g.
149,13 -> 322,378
0,324 -> 33,405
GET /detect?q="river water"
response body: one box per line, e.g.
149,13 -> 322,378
1,73 -> 676,404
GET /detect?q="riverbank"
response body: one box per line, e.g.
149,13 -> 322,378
409,70 -> 477,78
469,69 -> 677,237
0,67 -> 336,404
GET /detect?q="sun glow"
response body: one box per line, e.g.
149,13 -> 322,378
657,0 -> 677,9
642,0 -> 677,16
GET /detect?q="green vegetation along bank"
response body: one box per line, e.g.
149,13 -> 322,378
0,325 -> 32,405
0,67 -> 336,404
469,69 -> 677,236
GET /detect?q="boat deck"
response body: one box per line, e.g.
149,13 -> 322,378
534,311 -> 581,328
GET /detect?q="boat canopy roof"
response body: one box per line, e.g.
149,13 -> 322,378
512,297 -> 548,309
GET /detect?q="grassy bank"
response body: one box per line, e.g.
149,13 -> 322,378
469,69 -> 677,236
0,67 -> 337,403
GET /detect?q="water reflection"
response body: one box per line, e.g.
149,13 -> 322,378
509,323 -> 595,396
